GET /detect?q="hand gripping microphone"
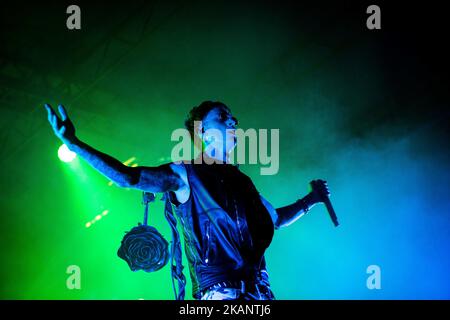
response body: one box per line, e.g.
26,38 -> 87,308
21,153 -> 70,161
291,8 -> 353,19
310,179 -> 339,227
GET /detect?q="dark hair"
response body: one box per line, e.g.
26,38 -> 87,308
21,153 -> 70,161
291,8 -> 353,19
184,101 -> 229,140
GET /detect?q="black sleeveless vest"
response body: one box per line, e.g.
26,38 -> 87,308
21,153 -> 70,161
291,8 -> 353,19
170,161 -> 275,298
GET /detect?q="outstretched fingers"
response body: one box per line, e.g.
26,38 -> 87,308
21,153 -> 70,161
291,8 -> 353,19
59,126 -> 66,136
58,104 -> 69,121
45,103 -> 55,123
52,114 -> 58,127
44,103 -> 61,129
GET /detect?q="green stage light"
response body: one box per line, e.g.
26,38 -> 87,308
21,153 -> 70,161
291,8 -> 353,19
58,144 -> 76,162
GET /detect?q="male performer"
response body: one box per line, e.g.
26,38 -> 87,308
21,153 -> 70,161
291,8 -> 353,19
44,101 -> 330,300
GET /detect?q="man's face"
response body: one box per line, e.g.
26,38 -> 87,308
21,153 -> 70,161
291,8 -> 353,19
200,106 -> 238,151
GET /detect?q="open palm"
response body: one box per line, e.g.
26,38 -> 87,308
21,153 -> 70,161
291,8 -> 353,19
44,104 -> 76,145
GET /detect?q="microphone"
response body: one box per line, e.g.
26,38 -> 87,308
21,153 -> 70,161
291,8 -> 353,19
310,180 -> 339,227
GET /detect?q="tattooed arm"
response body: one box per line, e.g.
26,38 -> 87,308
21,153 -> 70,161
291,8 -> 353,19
44,103 -> 186,193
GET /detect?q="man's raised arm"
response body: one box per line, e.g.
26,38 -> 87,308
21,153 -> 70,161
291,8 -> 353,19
44,104 -> 185,193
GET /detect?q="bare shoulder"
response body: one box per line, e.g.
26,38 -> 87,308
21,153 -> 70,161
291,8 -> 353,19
168,162 -> 188,184
169,162 -> 190,204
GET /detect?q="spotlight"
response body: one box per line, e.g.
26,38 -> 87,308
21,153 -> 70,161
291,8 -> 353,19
58,144 -> 76,162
